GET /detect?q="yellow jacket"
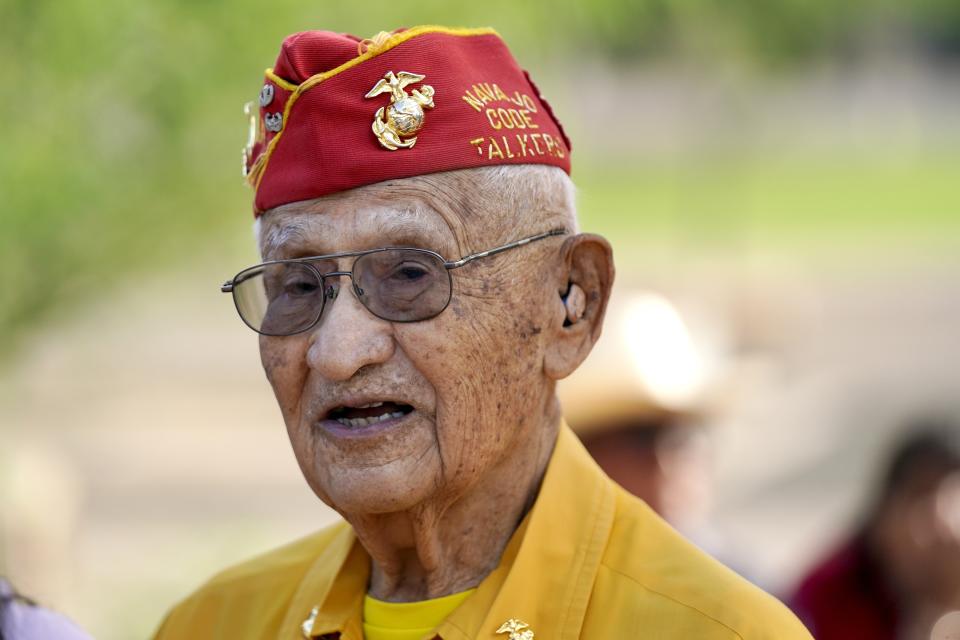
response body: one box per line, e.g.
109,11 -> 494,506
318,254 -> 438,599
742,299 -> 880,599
154,426 -> 812,639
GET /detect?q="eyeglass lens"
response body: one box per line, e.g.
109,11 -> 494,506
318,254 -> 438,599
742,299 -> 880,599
231,249 -> 453,336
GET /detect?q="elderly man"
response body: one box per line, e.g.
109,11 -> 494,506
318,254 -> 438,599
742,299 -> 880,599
154,26 -> 811,639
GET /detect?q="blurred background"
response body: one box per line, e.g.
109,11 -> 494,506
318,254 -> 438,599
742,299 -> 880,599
1,1 -> 959,638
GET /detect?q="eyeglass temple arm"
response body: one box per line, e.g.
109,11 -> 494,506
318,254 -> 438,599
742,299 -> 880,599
220,229 -> 568,289
222,269 -> 258,293
223,270 -> 261,293
444,228 -> 567,269
222,272 -> 254,292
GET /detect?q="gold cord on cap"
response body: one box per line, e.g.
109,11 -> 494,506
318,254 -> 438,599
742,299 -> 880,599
357,30 -> 395,55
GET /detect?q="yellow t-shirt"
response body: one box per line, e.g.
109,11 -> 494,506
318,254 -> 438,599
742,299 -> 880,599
362,589 -> 475,640
154,425 -> 813,639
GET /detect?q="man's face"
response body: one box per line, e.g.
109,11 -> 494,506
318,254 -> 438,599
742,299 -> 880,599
257,176 -> 562,516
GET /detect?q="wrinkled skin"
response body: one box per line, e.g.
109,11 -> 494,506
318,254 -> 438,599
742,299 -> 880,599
257,169 -> 613,600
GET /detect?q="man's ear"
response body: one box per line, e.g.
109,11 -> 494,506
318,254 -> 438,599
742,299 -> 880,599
544,233 -> 614,380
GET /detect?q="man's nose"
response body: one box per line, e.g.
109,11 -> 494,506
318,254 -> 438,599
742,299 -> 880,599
306,279 -> 395,381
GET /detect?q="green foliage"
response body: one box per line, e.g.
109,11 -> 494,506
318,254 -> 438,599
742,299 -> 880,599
1,0 -> 959,357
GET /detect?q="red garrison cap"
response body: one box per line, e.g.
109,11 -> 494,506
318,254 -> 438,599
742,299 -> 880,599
243,26 -> 572,216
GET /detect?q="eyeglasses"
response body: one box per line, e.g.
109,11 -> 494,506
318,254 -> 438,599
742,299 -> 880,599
221,228 -> 567,336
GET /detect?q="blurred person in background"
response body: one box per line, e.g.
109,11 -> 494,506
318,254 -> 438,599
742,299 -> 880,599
560,290 -> 744,571
0,578 -> 92,640
153,25 -> 811,640
790,420 -> 960,640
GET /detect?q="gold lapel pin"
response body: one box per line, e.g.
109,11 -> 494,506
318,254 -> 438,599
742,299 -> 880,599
496,618 -> 535,640
300,605 -> 320,639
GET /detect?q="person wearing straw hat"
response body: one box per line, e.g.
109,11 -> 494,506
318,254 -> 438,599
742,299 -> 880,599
153,26 -> 811,640
560,289 -> 747,569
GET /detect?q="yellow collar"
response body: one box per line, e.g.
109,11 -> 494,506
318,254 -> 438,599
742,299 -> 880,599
283,424 -> 616,640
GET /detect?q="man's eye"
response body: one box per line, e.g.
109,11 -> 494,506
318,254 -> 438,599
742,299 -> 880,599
394,265 -> 428,281
380,260 -> 431,282
285,280 -> 320,295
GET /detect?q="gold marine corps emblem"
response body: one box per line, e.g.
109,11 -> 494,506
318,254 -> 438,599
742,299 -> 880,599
365,70 -> 435,150
496,618 -> 535,640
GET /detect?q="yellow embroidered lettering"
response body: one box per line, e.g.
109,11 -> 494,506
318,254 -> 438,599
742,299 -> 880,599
469,137 -> 485,155
530,133 -> 544,154
501,135 -> 515,158
488,137 -> 505,159
508,109 -> 530,129
543,134 -> 556,155
476,83 -> 495,103
486,108 -> 503,130
462,91 -> 485,112
516,134 -> 530,156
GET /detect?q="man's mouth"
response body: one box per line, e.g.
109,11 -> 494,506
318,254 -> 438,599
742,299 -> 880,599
326,401 -> 414,428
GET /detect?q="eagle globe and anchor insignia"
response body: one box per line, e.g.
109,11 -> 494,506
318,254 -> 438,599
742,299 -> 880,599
365,70 -> 435,150
496,618 -> 535,640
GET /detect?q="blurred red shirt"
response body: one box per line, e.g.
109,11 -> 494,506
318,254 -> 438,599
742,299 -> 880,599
789,534 -> 899,640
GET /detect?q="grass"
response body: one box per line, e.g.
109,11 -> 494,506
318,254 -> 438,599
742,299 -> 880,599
575,151 -> 960,254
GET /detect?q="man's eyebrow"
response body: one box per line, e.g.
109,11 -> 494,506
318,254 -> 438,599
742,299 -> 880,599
261,222 -> 312,258
266,216 -> 457,259
374,219 -> 450,249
